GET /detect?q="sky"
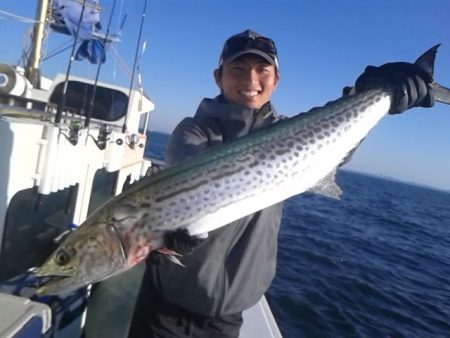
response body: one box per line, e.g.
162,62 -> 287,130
1,0 -> 450,191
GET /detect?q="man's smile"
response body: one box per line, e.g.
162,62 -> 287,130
239,90 -> 260,98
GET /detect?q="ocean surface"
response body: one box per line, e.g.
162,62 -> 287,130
145,131 -> 450,338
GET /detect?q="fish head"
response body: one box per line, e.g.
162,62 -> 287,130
35,222 -> 127,295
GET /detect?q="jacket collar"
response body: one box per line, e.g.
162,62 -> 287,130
194,95 -> 279,141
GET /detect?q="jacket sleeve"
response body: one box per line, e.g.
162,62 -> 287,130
165,117 -> 210,166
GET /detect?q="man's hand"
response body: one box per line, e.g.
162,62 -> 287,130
354,62 -> 435,114
164,229 -> 207,255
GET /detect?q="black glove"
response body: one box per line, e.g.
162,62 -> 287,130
354,62 -> 435,114
164,229 -> 206,255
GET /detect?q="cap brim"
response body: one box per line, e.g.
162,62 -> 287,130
222,49 -> 277,67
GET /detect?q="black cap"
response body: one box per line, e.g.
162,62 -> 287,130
219,29 -> 279,68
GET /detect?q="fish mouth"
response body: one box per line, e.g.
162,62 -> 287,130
35,274 -> 82,296
34,268 -> 73,282
38,274 -> 68,284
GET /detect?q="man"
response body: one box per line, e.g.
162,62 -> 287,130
128,29 -> 433,337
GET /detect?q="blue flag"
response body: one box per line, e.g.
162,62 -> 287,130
75,39 -> 106,64
51,0 -> 106,64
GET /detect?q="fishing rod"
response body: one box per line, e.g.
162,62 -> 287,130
122,0 -> 148,133
54,0 -> 89,125
84,0 -> 118,129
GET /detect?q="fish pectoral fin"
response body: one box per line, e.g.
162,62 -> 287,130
165,255 -> 186,267
157,246 -> 182,256
308,169 -> 343,200
157,247 -> 186,267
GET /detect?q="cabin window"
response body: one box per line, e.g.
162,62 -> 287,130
138,112 -> 149,134
49,81 -> 128,121
0,185 -> 78,282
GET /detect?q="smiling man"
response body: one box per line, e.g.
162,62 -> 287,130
128,29 -> 285,338
128,29 -> 434,338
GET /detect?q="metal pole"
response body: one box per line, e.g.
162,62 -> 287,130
25,0 -> 50,88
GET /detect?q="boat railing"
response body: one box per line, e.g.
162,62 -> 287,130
0,92 -> 51,112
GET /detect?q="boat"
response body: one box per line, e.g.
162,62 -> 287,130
0,1 -> 282,337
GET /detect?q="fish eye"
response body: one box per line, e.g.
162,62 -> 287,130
55,249 -> 71,266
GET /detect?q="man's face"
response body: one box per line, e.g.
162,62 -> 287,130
214,54 -> 279,109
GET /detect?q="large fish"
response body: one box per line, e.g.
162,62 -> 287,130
35,45 -> 450,295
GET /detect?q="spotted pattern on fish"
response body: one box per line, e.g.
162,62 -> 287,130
103,88 -> 391,240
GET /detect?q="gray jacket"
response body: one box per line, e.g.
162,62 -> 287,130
147,96 -> 284,317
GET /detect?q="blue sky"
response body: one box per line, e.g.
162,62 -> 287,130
1,0 -> 450,190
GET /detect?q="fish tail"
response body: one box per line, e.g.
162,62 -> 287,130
414,44 -> 440,79
414,44 -> 450,105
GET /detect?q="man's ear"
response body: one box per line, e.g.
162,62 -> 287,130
214,68 -> 223,89
274,71 -> 280,89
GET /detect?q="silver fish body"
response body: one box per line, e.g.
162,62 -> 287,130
35,46 -> 450,295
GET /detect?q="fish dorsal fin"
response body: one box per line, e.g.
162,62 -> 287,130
308,169 -> 343,200
415,44 -> 440,78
